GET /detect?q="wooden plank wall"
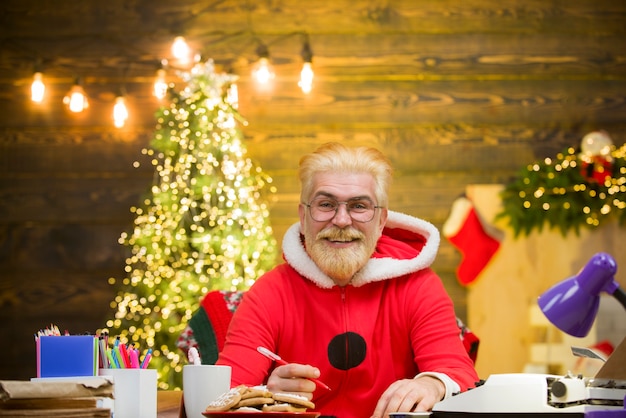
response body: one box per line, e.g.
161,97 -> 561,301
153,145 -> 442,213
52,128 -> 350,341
0,0 -> 625,381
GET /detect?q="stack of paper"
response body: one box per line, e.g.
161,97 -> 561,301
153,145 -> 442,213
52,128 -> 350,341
0,378 -> 114,417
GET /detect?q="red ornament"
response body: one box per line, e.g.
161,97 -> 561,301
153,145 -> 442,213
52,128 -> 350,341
579,131 -> 614,183
580,156 -> 613,183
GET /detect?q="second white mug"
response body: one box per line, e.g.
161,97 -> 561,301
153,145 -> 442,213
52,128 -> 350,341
182,364 -> 232,418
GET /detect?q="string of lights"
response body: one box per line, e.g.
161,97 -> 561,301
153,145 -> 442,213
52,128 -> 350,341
26,32 -> 315,128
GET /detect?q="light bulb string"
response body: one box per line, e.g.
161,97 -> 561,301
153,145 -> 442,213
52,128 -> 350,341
25,30 -> 316,121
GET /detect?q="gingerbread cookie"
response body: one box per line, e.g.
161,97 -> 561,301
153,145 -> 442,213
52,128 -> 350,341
240,386 -> 273,400
272,392 -> 315,410
263,403 -> 307,412
232,406 -> 263,413
204,386 -> 316,413
204,386 -> 246,412
237,396 -> 275,408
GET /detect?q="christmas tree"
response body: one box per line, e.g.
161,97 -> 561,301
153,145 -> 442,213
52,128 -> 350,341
106,60 -> 278,389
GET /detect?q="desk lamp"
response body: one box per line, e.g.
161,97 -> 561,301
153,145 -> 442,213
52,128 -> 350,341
538,252 -> 626,337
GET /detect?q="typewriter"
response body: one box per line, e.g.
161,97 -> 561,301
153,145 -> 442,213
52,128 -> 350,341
431,373 -> 626,417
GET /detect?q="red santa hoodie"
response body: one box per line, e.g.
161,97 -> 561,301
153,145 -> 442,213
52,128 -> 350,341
217,211 -> 479,417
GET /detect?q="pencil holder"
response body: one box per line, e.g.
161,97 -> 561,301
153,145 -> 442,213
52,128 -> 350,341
100,368 -> 157,418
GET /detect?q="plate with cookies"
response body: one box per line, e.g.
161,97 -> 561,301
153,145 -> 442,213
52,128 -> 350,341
202,385 -> 320,417
203,413 -> 319,417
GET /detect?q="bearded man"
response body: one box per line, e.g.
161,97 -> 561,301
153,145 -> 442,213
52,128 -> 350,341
217,142 -> 478,418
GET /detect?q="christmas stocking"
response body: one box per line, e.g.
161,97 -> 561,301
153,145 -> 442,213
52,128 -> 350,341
443,196 -> 501,285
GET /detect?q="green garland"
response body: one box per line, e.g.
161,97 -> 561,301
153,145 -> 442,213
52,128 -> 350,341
496,144 -> 626,237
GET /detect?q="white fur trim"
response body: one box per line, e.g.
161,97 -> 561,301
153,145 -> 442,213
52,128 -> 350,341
442,196 -> 472,237
282,211 -> 440,289
282,222 -> 335,289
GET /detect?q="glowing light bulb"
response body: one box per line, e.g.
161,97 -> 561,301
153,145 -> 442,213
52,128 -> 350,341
226,83 -> 238,108
63,82 -> 88,113
299,38 -> 314,94
298,62 -> 314,94
252,57 -> 275,86
31,72 -> 45,103
113,96 -> 129,128
153,69 -> 168,100
171,36 -> 191,65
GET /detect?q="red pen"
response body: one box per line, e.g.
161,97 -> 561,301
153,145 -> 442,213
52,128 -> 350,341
256,346 -> 331,391
118,343 -> 131,368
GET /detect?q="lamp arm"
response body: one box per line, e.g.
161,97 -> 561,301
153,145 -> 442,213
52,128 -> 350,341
612,285 -> 626,310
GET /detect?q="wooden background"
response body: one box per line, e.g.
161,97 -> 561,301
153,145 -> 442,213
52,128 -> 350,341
1,0 -> 625,381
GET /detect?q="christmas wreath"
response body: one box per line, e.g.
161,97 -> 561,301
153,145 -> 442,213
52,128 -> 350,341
497,131 -> 626,237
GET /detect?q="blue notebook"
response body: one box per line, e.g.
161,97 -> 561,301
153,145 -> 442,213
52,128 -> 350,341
36,335 -> 98,378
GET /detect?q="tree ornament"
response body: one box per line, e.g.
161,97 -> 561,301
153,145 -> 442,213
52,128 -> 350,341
580,130 -> 614,158
579,131 -> 614,184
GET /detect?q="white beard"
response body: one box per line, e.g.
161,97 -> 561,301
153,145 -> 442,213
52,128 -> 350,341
306,226 -> 378,286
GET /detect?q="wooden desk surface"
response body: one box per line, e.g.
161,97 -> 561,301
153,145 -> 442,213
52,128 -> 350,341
157,390 -> 183,418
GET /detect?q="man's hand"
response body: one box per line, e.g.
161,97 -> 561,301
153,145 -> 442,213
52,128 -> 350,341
266,363 -> 320,401
371,375 -> 445,418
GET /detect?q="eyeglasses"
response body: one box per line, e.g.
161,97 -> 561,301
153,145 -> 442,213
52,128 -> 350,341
303,196 -> 383,223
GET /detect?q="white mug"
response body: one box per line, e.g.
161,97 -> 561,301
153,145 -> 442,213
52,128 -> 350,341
183,364 -> 232,418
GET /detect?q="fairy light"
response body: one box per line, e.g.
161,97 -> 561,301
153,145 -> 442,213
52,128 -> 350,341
171,36 -> 192,66
226,83 -> 238,109
153,68 -> 168,100
63,79 -> 88,113
113,95 -> 129,128
252,57 -> 274,85
31,72 -> 45,103
251,44 -> 274,86
299,62 -> 314,94
298,38 -> 314,94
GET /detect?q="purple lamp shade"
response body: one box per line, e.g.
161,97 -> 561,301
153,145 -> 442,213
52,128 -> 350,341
537,252 -> 619,337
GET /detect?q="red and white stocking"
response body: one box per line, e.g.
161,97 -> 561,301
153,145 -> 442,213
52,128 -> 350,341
443,196 -> 501,285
